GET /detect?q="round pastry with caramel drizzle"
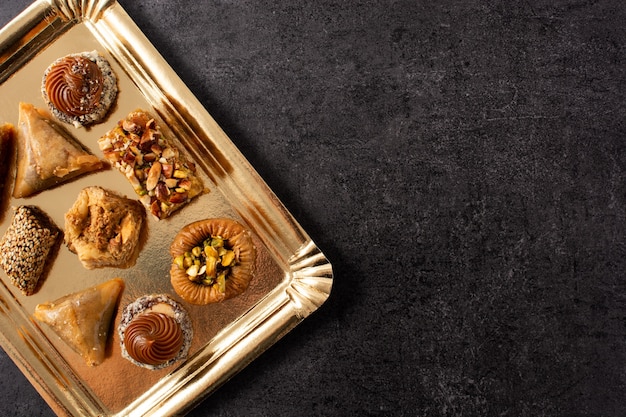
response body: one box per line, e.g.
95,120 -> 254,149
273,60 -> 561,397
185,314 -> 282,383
118,294 -> 192,370
170,218 -> 256,305
41,51 -> 117,128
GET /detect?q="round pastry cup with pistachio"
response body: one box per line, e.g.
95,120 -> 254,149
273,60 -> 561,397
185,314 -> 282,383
169,218 -> 256,305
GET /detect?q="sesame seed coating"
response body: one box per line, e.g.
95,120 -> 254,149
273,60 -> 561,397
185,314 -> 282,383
0,206 -> 60,295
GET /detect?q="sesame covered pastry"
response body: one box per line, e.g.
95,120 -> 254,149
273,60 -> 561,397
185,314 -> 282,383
170,218 -> 256,305
98,110 -> 205,220
118,294 -> 192,370
34,278 -> 124,366
42,51 -> 117,128
64,186 -> 145,269
0,206 -> 60,295
13,102 -> 103,198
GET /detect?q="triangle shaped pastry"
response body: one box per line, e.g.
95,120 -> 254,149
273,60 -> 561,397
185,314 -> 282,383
13,102 -> 103,198
33,277 -> 124,366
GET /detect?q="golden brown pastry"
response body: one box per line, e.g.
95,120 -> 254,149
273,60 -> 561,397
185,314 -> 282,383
12,102 -> 103,198
98,110 -> 205,220
118,294 -> 192,370
0,123 -> 14,198
64,186 -> 145,269
169,218 -> 256,304
41,51 -> 118,128
33,278 -> 124,366
0,206 -> 60,295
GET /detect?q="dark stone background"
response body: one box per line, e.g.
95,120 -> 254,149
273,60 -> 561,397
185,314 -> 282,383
0,0 -> 625,416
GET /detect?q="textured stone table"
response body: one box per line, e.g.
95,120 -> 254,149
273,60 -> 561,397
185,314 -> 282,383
0,0 -> 624,416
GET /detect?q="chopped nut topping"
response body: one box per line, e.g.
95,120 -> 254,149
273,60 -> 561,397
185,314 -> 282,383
173,235 -> 238,291
98,110 -> 205,219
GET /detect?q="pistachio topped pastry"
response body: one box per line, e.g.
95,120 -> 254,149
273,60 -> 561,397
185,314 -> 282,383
172,234 -> 238,290
170,218 -> 256,304
98,110 -> 205,220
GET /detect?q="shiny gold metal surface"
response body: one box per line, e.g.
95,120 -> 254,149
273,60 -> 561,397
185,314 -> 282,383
0,1 -> 333,416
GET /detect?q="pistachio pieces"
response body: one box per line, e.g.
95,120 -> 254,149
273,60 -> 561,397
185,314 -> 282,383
173,235 -> 239,291
98,110 -> 205,220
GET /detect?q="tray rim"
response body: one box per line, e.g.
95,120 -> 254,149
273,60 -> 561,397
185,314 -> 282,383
0,1 -> 333,416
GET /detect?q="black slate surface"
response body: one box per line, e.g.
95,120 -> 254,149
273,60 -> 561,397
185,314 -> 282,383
0,0 -> 625,416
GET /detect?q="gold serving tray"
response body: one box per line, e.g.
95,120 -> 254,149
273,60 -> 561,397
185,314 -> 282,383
0,1 -> 332,416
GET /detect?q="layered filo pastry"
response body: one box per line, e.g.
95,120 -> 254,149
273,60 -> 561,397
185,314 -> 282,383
12,102 -> 103,198
169,218 -> 256,305
64,186 -> 145,269
33,278 -> 124,366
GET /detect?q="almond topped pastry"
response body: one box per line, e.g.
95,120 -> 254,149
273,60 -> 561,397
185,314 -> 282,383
64,186 -> 145,269
169,218 -> 256,304
98,110 -> 205,220
41,51 -> 118,128
12,102 -> 103,198
118,294 -> 193,370
34,278 -> 124,366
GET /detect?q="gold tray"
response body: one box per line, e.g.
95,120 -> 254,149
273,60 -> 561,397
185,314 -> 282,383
0,1 -> 332,416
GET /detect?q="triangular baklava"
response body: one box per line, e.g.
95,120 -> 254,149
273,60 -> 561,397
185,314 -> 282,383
33,278 -> 124,366
12,102 -> 103,198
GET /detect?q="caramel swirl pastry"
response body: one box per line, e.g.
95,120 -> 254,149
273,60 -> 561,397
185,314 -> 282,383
42,51 -> 117,127
118,294 -> 193,370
